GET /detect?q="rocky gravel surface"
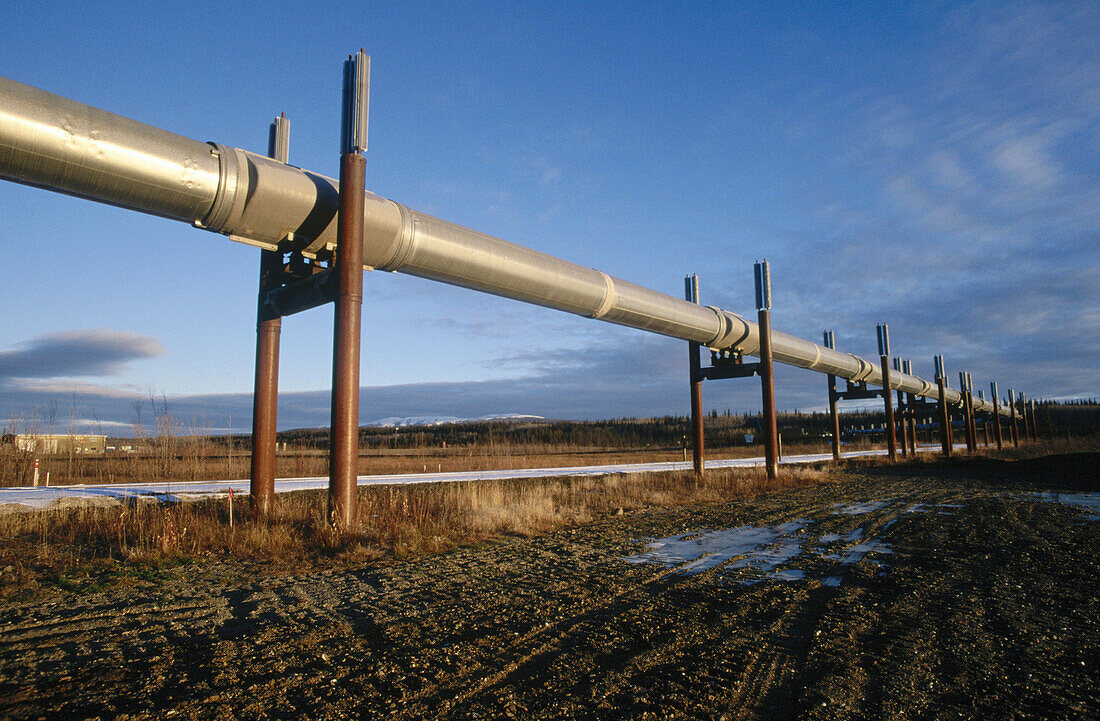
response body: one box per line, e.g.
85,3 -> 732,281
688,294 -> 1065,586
0,453 -> 1097,720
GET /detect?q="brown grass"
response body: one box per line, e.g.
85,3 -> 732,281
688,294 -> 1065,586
0,440 -> 845,487
0,463 -> 831,598
5,436 -> 1094,599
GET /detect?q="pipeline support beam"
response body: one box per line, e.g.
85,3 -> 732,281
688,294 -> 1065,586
250,255 -> 282,515
992,383 -> 1004,451
249,113 -> 290,517
824,331 -> 841,463
937,377 -> 952,457
893,359 -> 907,458
1009,390 -> 1020,448
755,262 -> 779,480
328,52 -> 369,529
758,308 -> 778,479
685,275 -> 704,478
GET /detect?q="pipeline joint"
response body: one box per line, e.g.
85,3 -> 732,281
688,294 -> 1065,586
848,354 -> 874,383
589,272 -> 617,319
705,308 -> 751,351
199,143 -> 247,233
376,202 -> 418,271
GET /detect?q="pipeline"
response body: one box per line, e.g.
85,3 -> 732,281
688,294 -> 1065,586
0,75 -> 1008,416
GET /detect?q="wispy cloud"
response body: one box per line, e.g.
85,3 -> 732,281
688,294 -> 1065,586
0,330 -> 163,382
785,0 -> 1100,400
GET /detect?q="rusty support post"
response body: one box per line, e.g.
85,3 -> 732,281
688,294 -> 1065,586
1009,389 -> 1020,448
968,391 -> 978,451
959,372 -> 974,453
685,275 -> 704,478
963,380 -> 972,453
941,378 -> 950,457
755,261 -> 778,480
881,356 -> 897,460
1020,394 -> 1029,440
328,51 -> 369,529
1019,392 -> 1032,441
937,378 -> 952,457
935,355 -> 952,455
967,372 -> 978,450
1018,392 -> 1027,442
876,325 -> 896,461
249,113 -> 290,517
250,254 -> 281,516
903,359 -> 917,454
758,308 -> 778,478
991,382 -> 1003,451
893,358 -> 907,458
978,391 -> 990,446
828,377 -> 841,461
896,393 -> 907,457
824,330 -> 841,462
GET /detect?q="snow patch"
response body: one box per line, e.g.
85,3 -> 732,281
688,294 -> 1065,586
1022,492 -> 1100,520
626,518 -> 894,587
832,500 -> 892,515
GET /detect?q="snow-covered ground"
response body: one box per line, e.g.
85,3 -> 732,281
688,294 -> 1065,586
0,447 -> 942,511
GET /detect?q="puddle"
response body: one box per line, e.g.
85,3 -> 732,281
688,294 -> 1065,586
1022,492 -> 1100,520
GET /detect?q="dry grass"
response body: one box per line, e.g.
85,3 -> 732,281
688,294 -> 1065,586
5,436 -> 1093,598
0,440 -> 845,487
0,463 -> 832,597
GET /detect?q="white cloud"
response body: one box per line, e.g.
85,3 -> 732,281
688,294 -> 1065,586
991,134 -> 1060,190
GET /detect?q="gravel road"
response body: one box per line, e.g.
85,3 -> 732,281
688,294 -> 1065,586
1,453 -> 1097,720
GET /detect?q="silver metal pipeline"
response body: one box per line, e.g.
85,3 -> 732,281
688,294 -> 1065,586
0,75 -> 1007,416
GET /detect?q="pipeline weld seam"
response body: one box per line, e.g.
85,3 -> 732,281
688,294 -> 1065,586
589,272 -> 617,319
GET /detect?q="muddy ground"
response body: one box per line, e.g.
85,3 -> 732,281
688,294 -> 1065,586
0,453 -> 1097,720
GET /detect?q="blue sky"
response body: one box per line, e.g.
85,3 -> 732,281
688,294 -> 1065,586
1,1 -> 1097,434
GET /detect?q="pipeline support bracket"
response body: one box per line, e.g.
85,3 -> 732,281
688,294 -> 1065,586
836,379 -> 886,402
258,247 -> 335,320
694,349 -> 762,382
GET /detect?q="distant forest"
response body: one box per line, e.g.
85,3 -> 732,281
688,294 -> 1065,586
270,401 -> 1100,451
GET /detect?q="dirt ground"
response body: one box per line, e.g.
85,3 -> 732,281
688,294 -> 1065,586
0,453 -> 1097,720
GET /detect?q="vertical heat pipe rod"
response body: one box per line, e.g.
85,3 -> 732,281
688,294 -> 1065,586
824,330 -> 841,462
877,324 -> 897,461
685,275 -> 705,478
1009,389 -> 1020,448
893,357 -> 908,457
991,382 -> 1004,451
903,359 -> 917,454
249,112 -> 289,516
936,355 -> 952,457
755,261 -> 779,480
328,50 -> 369,528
